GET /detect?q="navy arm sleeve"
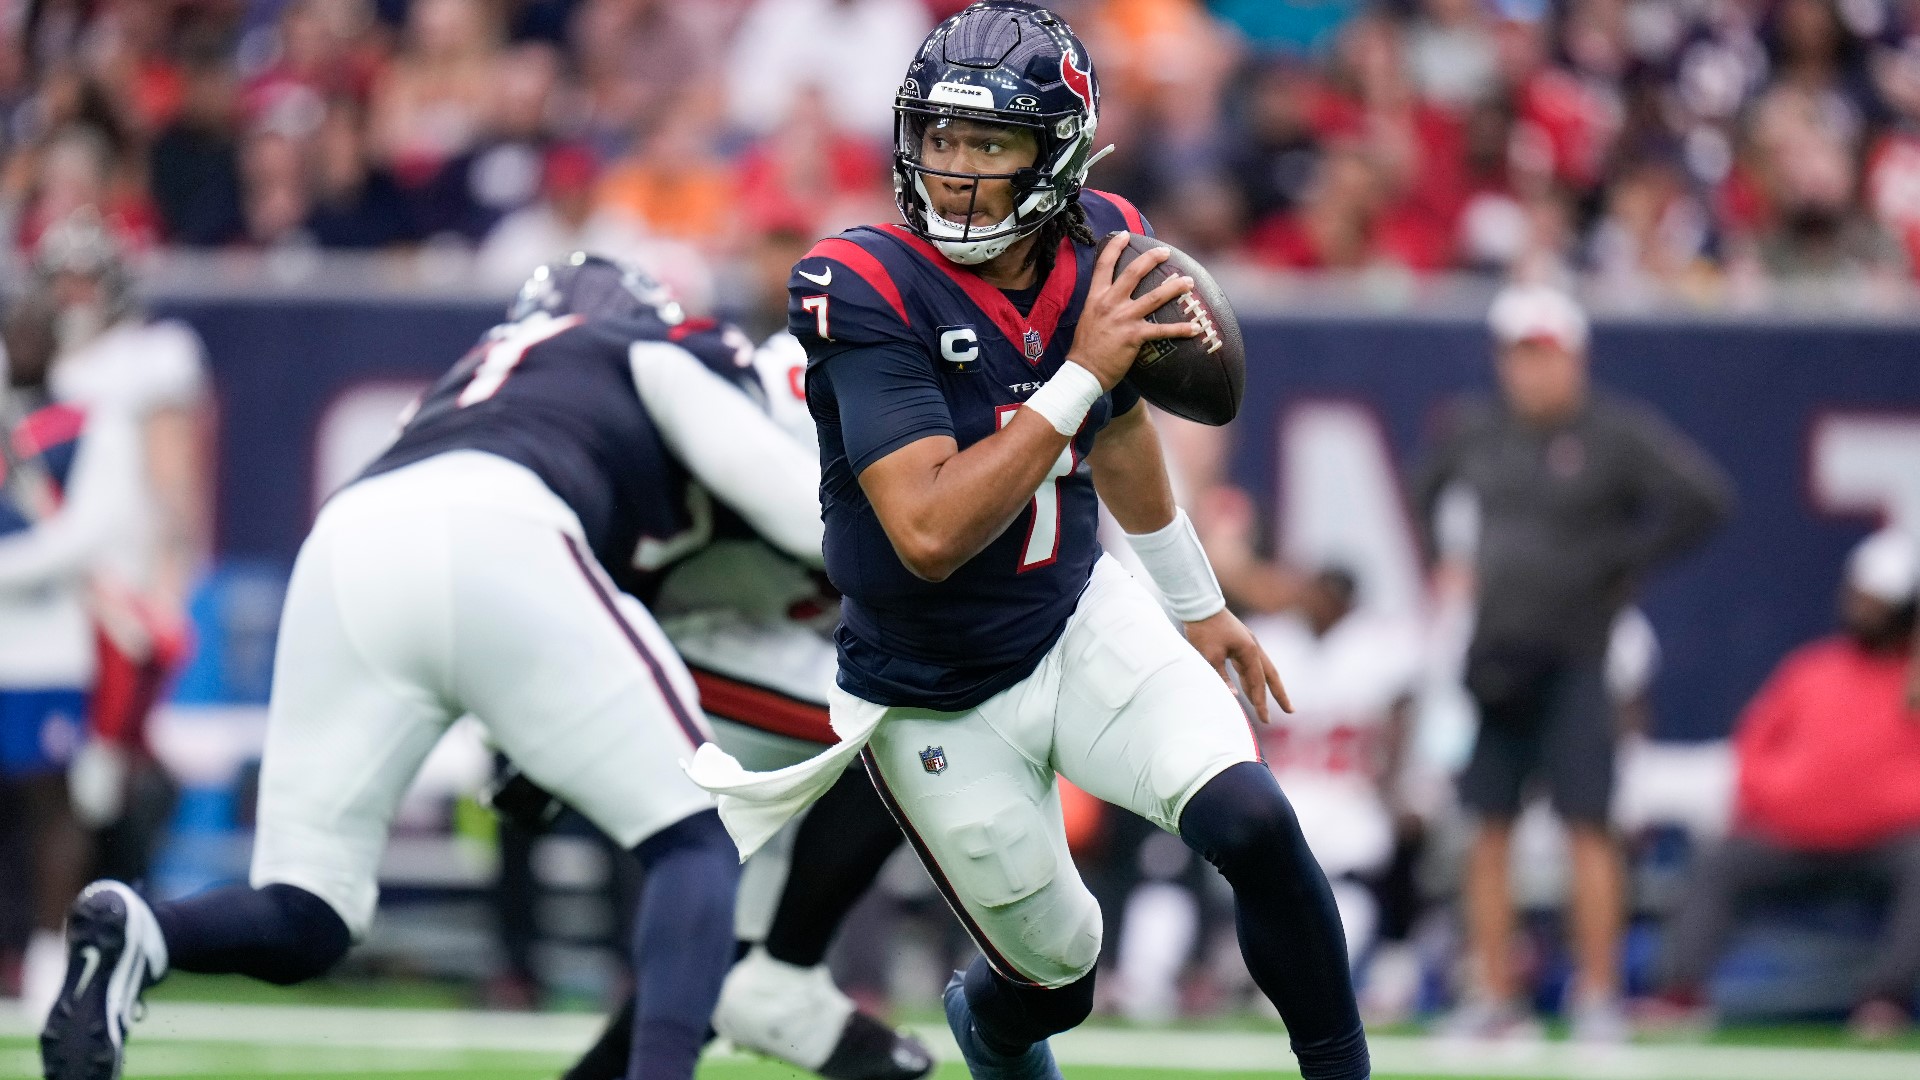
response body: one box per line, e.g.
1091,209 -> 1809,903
815,343 -> 954,476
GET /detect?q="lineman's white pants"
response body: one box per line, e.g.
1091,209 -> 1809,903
250,452 -> 715,939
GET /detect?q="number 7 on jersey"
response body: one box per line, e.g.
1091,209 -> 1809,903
801,295 -> 830,340
997,405 -> 1075,571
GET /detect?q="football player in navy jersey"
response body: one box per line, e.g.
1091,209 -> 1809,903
39,255 -> 814,1080
690,5 -> 1370,1080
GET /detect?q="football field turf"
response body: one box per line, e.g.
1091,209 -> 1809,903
8,999 -> 1920,1080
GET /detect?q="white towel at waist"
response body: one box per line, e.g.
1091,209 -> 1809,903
684,690 -> 885,860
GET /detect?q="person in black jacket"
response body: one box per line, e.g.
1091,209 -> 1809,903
1412,283 -> 1733,1041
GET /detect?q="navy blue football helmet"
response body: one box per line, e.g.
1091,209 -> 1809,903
508,252 -> 683,326
893,1 -> 1104,264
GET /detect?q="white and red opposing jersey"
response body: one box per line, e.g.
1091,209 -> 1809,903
1250,609 -> 1422,776
650,333 -> 837,717
48,317 -> 207,597
1248,607 -> 1423,876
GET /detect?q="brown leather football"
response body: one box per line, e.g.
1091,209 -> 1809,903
1107,231 -> 1245,426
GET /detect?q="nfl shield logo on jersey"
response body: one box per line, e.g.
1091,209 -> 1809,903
1022,327 -> 1044,361
919,746 -> 947,774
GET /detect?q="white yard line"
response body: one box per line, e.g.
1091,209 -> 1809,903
5,1000 -> 1920,1079
2,1043 -> 556,1076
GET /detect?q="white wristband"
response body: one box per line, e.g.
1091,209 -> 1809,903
1124,508 -> 1227,622
1022,361 -> 1103,437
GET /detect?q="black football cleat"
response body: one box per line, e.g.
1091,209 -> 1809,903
818,1009 -> 935,1080
40,881 -> 169,1080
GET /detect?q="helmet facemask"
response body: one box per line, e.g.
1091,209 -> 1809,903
893,101 -> 1095,265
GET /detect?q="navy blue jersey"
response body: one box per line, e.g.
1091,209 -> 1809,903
795,189 -> 1150,711
360,313 -> 763,591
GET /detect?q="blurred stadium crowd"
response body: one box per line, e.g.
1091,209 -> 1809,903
16,0 -> 1920,312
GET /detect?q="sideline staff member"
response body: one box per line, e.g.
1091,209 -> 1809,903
1412,284 -> 1733,1040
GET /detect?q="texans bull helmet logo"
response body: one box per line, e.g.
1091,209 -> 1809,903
1060,44 -> 1094,115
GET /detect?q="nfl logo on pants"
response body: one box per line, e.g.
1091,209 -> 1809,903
919,746 -> 947,774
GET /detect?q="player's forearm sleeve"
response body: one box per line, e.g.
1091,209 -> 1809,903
629,341 -> 825,567
1124,509 -> 1227,623
0,409 -> 140,590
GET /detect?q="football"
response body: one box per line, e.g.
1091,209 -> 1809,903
1108,232 -> 1246,426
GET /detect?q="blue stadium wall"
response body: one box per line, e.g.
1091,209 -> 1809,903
161,297 -> 1920,740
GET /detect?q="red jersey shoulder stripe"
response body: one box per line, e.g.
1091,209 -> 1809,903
14,403 -> 86,459
1085,189 -> 1146,235
802,237 -> 910,327
877,224 -> 1077,364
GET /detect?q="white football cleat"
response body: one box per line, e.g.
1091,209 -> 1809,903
40,881 -> 169,1080
715,946 -> 932,1080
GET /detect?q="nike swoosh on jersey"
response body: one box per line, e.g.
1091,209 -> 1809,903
796,266 -> 832,286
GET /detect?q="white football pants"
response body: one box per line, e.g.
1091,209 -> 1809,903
250,452 -> 715,939
851,556 -> 1262,988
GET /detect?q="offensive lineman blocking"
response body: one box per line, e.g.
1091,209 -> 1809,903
39,257 -> 807,1080
691,4 -> 1371,1079
534,332 -> 932,1080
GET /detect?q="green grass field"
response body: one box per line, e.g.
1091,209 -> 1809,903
0,1040 -> 1609,1080
9,1022 -> 1920,1080
5,976 -> 1920,1080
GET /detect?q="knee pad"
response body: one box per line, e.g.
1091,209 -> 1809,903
1180,762 -> 1314,885
991,886 -> 1102,988
942,794 -> 1100,987
259,884 -> 351,985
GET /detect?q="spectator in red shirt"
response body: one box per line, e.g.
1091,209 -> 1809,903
1246,141 -> 1455,273
1644,528 -> 1920,1040
243,0 -> 385,124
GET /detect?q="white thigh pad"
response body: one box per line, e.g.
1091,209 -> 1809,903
944,787 -> 1057,908
867,712 -> 1101,988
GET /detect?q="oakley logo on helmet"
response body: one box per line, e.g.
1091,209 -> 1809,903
1061,47 -> 1094,114
1009,94 -> 1041,111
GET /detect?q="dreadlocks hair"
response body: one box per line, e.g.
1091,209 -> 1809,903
1028,196 -> 1097,274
